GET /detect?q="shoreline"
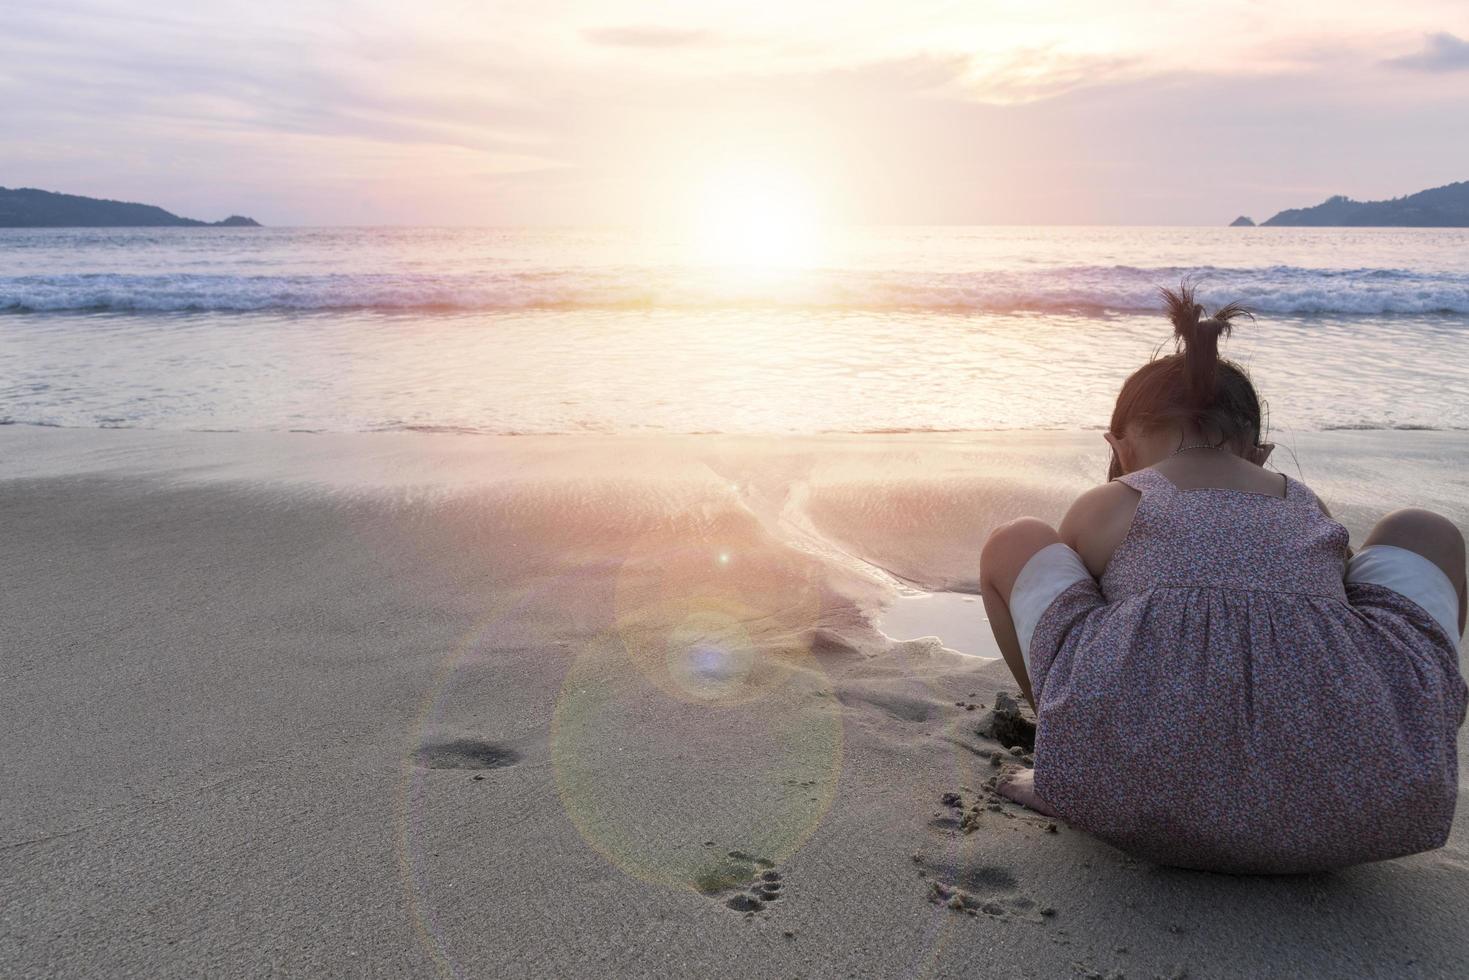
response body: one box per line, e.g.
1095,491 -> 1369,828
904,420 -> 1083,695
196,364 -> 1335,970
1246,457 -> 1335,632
1,425 -> 1465,977
6,424 -> 1468,553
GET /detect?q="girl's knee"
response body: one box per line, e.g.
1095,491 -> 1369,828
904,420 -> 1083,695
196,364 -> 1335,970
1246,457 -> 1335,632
1366,509 -> 1464,552
982,517 -> 1061,593
984,517 -> 1060,559
1364,509 -> 1466,587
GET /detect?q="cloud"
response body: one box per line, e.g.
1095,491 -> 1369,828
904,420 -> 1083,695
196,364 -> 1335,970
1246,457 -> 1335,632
949,48 -> 1143,105
1385,32 -> 1469,71
6,0 -> 1469,226
581,26 -> 720,49
0,3 -> 551,158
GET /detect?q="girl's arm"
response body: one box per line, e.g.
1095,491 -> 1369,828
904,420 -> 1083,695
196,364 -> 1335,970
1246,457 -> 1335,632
1058,481 -> 1142,579
1309,489 -> 1355,560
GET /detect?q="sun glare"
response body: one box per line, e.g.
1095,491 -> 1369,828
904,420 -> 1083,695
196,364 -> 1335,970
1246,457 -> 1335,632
690,166 -> 825,270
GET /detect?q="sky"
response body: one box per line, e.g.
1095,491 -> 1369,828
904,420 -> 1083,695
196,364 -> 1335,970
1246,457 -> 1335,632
3,0 -> 1468,226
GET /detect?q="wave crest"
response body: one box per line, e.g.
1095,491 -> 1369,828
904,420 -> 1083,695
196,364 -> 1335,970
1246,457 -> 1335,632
4,266 -> 1469,315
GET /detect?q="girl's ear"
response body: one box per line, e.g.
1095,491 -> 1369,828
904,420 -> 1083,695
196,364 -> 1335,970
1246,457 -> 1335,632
1103,431 -> 1127,478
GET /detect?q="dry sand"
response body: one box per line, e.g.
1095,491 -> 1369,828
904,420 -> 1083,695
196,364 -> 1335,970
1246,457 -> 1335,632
1,426 -> 1465,979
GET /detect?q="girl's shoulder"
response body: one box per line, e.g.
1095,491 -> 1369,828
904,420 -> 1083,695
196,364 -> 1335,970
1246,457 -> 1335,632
1059,479 -> 1142,578
1287,475 -> 1333,518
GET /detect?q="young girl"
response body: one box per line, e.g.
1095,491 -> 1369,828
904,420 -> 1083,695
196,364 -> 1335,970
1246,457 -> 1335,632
979,284 -> 1467,874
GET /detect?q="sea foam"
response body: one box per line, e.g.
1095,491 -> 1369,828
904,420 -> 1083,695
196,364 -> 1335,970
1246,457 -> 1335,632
3,266 -> 1469,316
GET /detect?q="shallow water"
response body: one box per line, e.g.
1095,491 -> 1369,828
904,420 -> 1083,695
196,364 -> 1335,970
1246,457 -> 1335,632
3,225 -> 1467,433
876,591 -> 1001,659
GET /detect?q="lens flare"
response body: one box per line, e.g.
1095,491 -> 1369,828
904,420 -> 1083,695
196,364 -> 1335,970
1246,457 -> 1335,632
547,528 -> 843,888
551,626 -> 842,890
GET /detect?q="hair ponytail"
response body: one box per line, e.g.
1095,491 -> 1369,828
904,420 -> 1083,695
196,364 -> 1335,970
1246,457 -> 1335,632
1159,281 -> 1253,414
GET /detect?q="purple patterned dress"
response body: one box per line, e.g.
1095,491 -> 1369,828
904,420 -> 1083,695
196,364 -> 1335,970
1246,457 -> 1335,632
1029,468 -> 1466,873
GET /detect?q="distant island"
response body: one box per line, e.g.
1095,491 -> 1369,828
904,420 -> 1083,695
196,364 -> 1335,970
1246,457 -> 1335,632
1238,180 -> 1469,227
1229,215 -> 1256,227
0,187 -> 260,228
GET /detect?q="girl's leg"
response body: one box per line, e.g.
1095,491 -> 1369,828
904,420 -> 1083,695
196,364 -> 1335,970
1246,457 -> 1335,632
1361,508 -> 1467,637
979,517 -> 1062,712
981,517 -> 1068,818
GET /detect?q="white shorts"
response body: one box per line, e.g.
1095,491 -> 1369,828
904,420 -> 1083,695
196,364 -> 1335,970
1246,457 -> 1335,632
1345,544 -> 1462,645
1007,542 -> 1463,674
1009,543 -> 1093,672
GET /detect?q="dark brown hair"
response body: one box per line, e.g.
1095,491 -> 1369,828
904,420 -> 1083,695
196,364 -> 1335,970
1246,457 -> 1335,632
1107,281 -> 1264,480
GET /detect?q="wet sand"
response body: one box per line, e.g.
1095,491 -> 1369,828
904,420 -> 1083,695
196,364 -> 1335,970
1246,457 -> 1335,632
1,426 -> 1465,978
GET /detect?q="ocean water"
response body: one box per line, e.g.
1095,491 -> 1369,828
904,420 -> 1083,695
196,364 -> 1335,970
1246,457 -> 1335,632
2,226 -> 1468,434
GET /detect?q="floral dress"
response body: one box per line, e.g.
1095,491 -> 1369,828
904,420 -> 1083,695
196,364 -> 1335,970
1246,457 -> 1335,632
1028,467 -> 1466,873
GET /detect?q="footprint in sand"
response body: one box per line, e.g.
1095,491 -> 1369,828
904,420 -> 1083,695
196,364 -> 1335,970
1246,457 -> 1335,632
916,788 -> 1056,922
414,738 -> 521,771
693,848 -> 786,915
914,854 -> 1049,922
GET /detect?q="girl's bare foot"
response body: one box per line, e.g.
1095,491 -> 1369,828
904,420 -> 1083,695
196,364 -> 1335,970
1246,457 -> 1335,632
996,768 -> 1061,818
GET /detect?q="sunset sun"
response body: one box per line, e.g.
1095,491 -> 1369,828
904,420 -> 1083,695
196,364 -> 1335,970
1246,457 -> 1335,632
690,165 -> 825,269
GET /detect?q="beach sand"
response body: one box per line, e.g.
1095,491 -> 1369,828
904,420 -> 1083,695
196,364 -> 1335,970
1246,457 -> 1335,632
1,426 -> 1465,978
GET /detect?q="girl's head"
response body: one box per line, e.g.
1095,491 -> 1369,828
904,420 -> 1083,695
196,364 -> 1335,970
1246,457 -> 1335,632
1105,282 -> 1268,479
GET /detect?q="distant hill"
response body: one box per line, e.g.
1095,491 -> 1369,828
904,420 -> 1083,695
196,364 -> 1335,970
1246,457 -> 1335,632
1261,180 -> 1469,227
0,187 -> 260,228
1229,215 -> 1255,227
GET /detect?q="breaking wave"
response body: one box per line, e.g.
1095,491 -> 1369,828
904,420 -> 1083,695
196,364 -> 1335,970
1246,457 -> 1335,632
4,265 -> 1469,316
